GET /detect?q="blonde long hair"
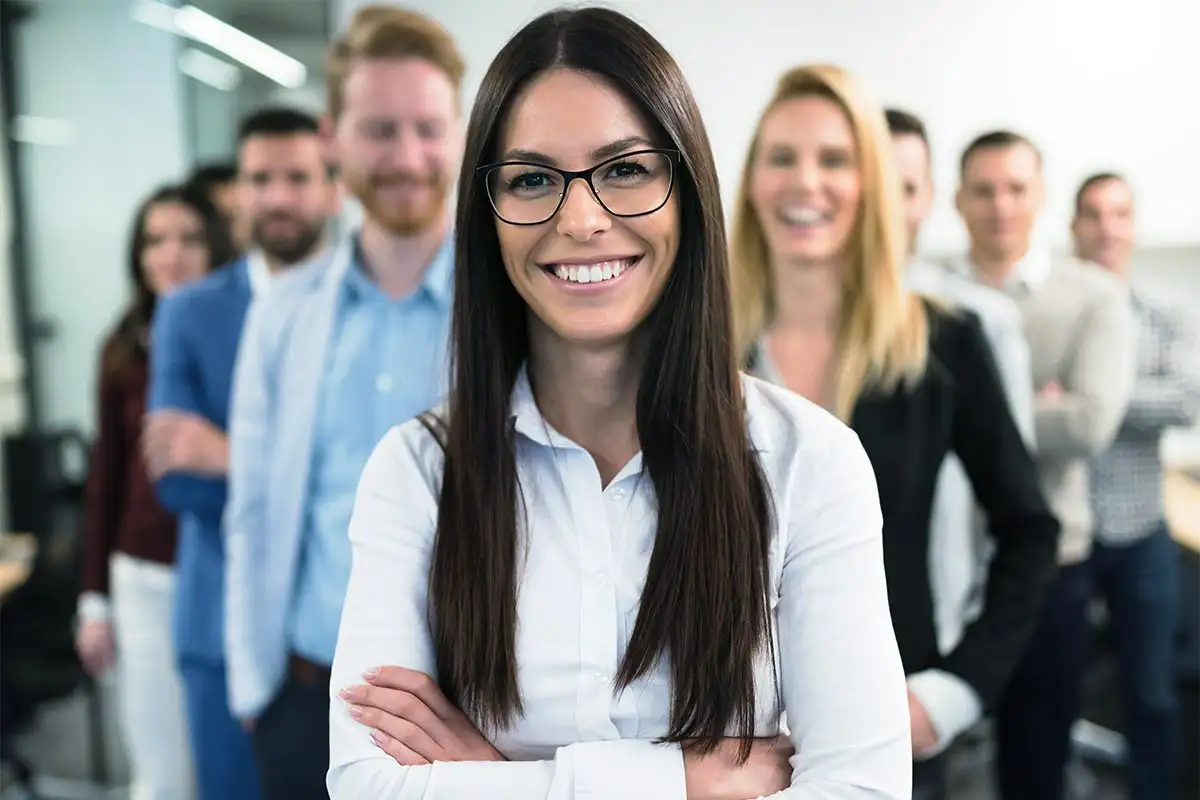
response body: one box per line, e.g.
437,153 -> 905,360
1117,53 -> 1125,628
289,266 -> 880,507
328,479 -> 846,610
730,64 -> 928,421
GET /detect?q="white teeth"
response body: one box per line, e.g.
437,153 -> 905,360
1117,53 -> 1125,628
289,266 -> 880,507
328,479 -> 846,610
780,207 -> 823,224
550,258 -> 634,285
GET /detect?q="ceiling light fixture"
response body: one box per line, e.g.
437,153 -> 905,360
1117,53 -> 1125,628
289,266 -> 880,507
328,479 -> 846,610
130,0 -> 307,89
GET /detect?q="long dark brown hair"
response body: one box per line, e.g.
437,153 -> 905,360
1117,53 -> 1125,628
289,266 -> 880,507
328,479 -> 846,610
103,183 -> 233,379
429,6 -> 775,758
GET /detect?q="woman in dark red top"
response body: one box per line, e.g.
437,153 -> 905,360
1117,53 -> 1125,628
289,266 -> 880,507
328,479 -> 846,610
76,183 -> 232,799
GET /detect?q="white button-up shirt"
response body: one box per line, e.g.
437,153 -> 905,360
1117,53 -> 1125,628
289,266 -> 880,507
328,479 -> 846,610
247,249 -> 272,298
327,369 -> 912,799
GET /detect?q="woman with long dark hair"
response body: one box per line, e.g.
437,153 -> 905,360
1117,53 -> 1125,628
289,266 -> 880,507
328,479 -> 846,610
328,8 -> 910,798
76,183 -> 233,799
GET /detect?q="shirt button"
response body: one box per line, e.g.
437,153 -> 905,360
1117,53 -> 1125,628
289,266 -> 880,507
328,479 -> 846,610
609,486 -> 627,501
593,669 -> 608,684
375,374 -> 393,393
595,571 -> 609,587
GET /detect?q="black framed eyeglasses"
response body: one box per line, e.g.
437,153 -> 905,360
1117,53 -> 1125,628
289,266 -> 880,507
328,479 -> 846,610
477,148 -> 680,226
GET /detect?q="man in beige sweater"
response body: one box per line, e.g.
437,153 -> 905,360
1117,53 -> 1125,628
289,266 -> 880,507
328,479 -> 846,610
946,131 -> 1136,800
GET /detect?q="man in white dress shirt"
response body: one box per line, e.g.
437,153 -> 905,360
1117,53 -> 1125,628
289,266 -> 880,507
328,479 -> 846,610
885,110 -> 1038,781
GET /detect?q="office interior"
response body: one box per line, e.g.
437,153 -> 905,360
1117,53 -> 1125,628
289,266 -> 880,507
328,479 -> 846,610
0,0 -> 1197,798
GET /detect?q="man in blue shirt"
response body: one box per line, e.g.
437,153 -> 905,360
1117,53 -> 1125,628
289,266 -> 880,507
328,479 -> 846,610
223,8 -> 465,799
145,107 -> 337,799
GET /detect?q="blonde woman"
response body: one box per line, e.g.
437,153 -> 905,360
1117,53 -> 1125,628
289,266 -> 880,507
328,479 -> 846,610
730,64 -> 1060,798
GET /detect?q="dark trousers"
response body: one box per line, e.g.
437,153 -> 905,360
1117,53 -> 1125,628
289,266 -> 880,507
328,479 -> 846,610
996,561 -> 1092,800
912,755 -> 947,800
179,658 -> 262,800
1092,523 -> 1181,800
252,657 -> 332,800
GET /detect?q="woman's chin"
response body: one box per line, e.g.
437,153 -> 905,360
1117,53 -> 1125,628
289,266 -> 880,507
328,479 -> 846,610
533,314 -> 643,353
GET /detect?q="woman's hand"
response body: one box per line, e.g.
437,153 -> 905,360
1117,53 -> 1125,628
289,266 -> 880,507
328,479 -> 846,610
340,666 -> 506,766
683,735 -> 793,800
908,689 -> 939,757
75,619 -> 116,676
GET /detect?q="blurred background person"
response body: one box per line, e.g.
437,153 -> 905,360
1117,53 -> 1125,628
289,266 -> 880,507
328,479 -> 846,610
1074,171 -> 1200,800
949,131 -> 1137,800
731,64 -> 1060,799
886,107 -> 1036,666
75,183 -> 233,800
187,162 -> 246,254
223,7 -> 462,798
144,106 -> 336,800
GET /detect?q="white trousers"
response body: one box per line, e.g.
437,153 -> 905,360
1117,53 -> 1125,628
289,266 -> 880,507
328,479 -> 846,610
110,553 -> 195,800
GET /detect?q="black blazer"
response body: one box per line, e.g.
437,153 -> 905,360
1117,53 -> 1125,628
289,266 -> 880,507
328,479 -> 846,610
851,303 -> 1060,708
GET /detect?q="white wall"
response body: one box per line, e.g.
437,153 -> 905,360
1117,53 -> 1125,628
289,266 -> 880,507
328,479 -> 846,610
12,0 -> 188,433
187,34 -> 329,161
189,79 -> 241,163
338,0 -> 1200,252
337,0 -> 1200,463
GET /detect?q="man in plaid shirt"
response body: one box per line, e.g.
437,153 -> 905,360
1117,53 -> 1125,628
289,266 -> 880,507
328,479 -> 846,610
1074,172 -> 1200,800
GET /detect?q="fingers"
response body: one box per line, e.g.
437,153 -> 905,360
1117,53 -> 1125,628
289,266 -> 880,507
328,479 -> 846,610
341,683 -> 452,746
141,424 -> 170,477
364,667 -> 459,719
371,729 -> 429,767
351,704 -> 443,763
141,416 -> 172,449
82,648 -> 111,676
145,453 -> 168,480
76,628 -> 115,676
145,409 -> 185,427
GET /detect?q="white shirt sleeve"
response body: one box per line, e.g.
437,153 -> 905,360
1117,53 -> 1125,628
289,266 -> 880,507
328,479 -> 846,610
223,297 -> 276,719
329,414 -> 911,799
325,427 -> 687,800
767,423 -> 913,798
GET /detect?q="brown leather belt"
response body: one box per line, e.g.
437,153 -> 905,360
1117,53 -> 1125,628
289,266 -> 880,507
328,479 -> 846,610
289,653 -> 332,689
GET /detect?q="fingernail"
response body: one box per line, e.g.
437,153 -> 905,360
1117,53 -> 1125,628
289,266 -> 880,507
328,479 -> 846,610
371,729 -> 387,745
338,687 -> 354,700
348,705 -> 363,718
363,667 -> 380,679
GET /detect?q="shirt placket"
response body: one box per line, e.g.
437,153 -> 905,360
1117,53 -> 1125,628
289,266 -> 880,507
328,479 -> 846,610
568,452 -> 622,739
372,300 -> 400,436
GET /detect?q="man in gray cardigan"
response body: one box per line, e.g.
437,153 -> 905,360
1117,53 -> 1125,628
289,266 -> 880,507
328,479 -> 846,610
950,131 -> 1136,800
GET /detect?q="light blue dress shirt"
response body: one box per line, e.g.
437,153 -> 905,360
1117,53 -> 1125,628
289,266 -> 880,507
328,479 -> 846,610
288,239 -> 453,666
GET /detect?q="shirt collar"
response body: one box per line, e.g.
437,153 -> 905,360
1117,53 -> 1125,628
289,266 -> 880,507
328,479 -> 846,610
343,230 -> 455,306
421,234 -> 455,307
246,250 -> 272,297
1010,245 -> 1053,291
508,362 -> 775,468
953,244 -> 1052,294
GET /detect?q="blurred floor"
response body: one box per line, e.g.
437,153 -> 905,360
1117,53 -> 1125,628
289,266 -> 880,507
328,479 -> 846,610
2,675 -> 128,800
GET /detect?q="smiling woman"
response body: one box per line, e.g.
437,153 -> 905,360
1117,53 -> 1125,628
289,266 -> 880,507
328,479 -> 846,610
326,8 -> 912,799
730,64 -> 1062,797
